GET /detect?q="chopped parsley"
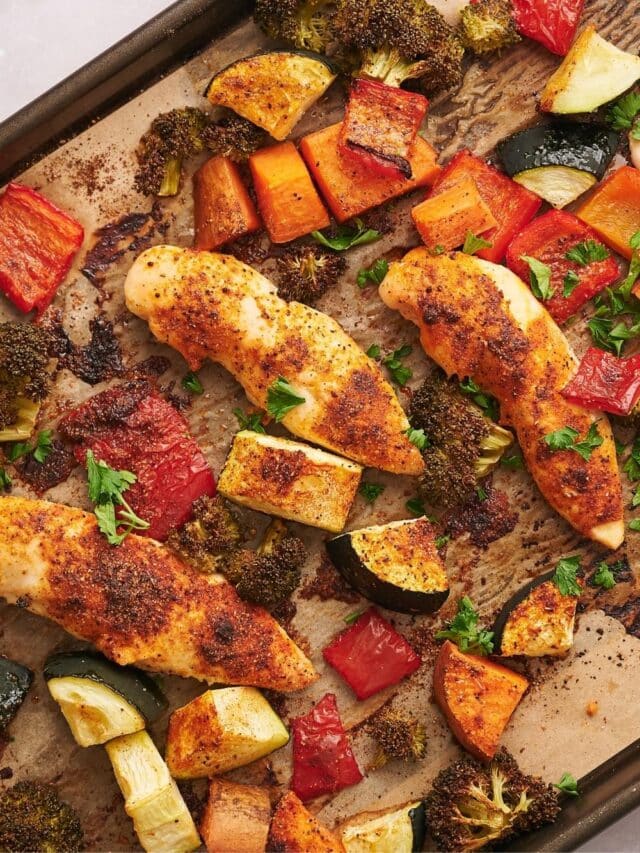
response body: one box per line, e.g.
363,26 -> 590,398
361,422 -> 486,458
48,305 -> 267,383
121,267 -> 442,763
357,258 -> 389,289
366,343 -> 381,359
607,91 -> 640,131
521,255 -> 554,301
587,232 -> 640,354
629,518 -> 640,532
462,231 -> 493,255
405,427 -> 428,451
623,434 -> 640,481
359,481 -> 385,504
406,496 -> 426,516
0,468 -> 11,490
543,422 -> 603,461
435,534 -> 450,549
593,561 -> 622,590
382,345 -> 413,387
563,270 -> 580,297
8,429 -> 54,464
501,453 -> 524,470
554,772 -> 579,797
436,596 -> 494,655
181,371 -> 203,395
266,377 -> 306,422
459,377 -> 499,421
565,240 -> 610,266
344,609 -> 364,625
312,218 -> 381,251
552,555 -> 582,597
85,450 -> 149,546
233,407 -> 266,434
476,485 -> 488,501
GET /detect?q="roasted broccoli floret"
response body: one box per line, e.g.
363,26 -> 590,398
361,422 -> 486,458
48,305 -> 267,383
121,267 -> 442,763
0,781 -> 84,852
409,372 -> 513,510
134,107 -> 210,197
254,0 -> 337,53
0,322 -> 51,440
167,494 -> 244,573
333,0 -> 464,92
425,749 -> 560,852
224,518 -> 307,610
459,0 -> 521,55
201,114 -> 266,162
367,705 -> 427,767
274,245 -> 347,304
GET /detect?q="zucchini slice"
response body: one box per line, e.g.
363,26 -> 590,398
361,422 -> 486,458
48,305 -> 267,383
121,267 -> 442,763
44,651 -> 167,747
105,730 -> 200,853
0,656 -> 33,731
326,518 -> 449,614
513,166 -> 596,208
338,800 -> 425,853
205,51 -> 337,141
493,571 -> 579,657
540,25 -> 640,114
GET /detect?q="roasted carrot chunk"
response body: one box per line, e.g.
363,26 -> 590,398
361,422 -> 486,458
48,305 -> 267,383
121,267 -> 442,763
433,640 -> 529,762
300,122 -> 440,224
249,141 -> 330,243
200,779 -> 271,853
268,792 -> 345,853
193,156 -> 261,250
577,166 -> 640,260
411,176 -> 497,250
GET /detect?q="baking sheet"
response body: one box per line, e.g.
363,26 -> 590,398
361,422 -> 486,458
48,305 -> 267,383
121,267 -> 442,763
2,1 -> 640,849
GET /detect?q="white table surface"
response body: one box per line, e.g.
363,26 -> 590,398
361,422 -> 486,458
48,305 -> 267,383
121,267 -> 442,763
1,2 -> 638,850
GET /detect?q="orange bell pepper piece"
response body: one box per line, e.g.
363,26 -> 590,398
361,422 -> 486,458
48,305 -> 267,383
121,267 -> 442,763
577,166 -> 640,260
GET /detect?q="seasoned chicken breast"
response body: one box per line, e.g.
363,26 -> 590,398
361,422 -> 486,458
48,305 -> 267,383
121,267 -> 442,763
0,496 -> 317,692
124,246 -> 423,476
379,250 -> 623,549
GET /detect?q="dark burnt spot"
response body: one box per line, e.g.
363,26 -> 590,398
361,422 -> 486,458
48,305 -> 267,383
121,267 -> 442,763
420,298 -> 460,325
128,355 -> 172,379
14,440 -> 76,495
603,596 -> 640,638
49,314 -> 125,386
15,595 -> 32,609
260,449 -> 305,493
59,379 -> 152,441
81,211 -> 156,285
445,483 -> 518,548
299,553 -> 360,604
562,466 -> 589,492
213,618 -> 234,644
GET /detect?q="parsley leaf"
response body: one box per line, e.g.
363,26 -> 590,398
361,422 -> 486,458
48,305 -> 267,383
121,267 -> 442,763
544,422 -> 602,461
266,377 -> 306,422
552,555 -> 582,597
565,240 -> 610,266
435,534 -> 450,549
182,371 -> 203,395
344,609 -> 364,625
0,468 -> 11,490
382,345 -> 413,387
85,450 -> 149,546
436,596 -> 494,655
554,772 -> 579,797
233,407 -> 266,434
633,483 -> 640,508
624,435 -> 640,481
8,430 -> 54,464
366,343 -> 381,359
406,496 -> 426,516
357,258 -> 389,289
593,561 -> 619,590
607,91 -> 640,131
501,453 -> 524,470
476,485 -> 488,501
312,218 -> 381,252
431,244 -> 446,256
359,481 -> 385,503
521,255 -> 553,301
462,231 -> 493,255
563,270 -> 580,297
405,427 -> 428,451
629,518 -> 640,532
459,377 -> 499,421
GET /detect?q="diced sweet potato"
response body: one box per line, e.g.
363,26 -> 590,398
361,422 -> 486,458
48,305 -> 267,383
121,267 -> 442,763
193,156 -> 261,250
433,640 -> 528,761
249,141 -> 330,243
300,122 -> 441,223
268,792 -> 346,853
200,779 -> 271,853
411,176 -> 497,250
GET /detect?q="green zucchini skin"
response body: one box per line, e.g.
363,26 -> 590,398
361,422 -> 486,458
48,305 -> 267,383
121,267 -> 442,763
498,122 -> 619,179
408,801 -> 426,851
43,651 -> 167,724
0,657 -> 33,730
326,522 -> 449,615
204,49 -> 337,98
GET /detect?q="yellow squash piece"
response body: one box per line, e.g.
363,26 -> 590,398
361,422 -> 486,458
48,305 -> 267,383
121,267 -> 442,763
165,687 -> 289,779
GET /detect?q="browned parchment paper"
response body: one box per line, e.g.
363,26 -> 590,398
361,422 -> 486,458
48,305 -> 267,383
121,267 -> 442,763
2,2 -> 640,849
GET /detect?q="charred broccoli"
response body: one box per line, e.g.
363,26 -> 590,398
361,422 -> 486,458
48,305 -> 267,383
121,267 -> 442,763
459,0 -> 521,55
333,0 -> 465,93
367,705 -> 427,768
254,0 -> 336,53
167,494 -> 244,573
0,322 -> 51,441
200,114 -> 266,162
224,518 -> 307,610
275,244 -> 347,304
134,107 -> 210,197
409,372 -> 513,510
425,749 -> 560,851
0,781 -> 84,852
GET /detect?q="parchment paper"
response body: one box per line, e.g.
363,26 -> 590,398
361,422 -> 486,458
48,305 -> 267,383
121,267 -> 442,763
2,2 -> 640,849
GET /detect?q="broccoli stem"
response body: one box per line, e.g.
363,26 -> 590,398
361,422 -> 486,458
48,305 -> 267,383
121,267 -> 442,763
158,157 -> 182,197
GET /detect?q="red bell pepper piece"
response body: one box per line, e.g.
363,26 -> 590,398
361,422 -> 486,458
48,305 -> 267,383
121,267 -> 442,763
323,607 -> 421,700
428,150 -> 541,263
511,0 -> 585,56
291,693 -> 363,802
506,210 -> 620,323
339,78 -> 429,180
59,380 -> 215,541
0,183 -> 84,314
562,348 -> 640,416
